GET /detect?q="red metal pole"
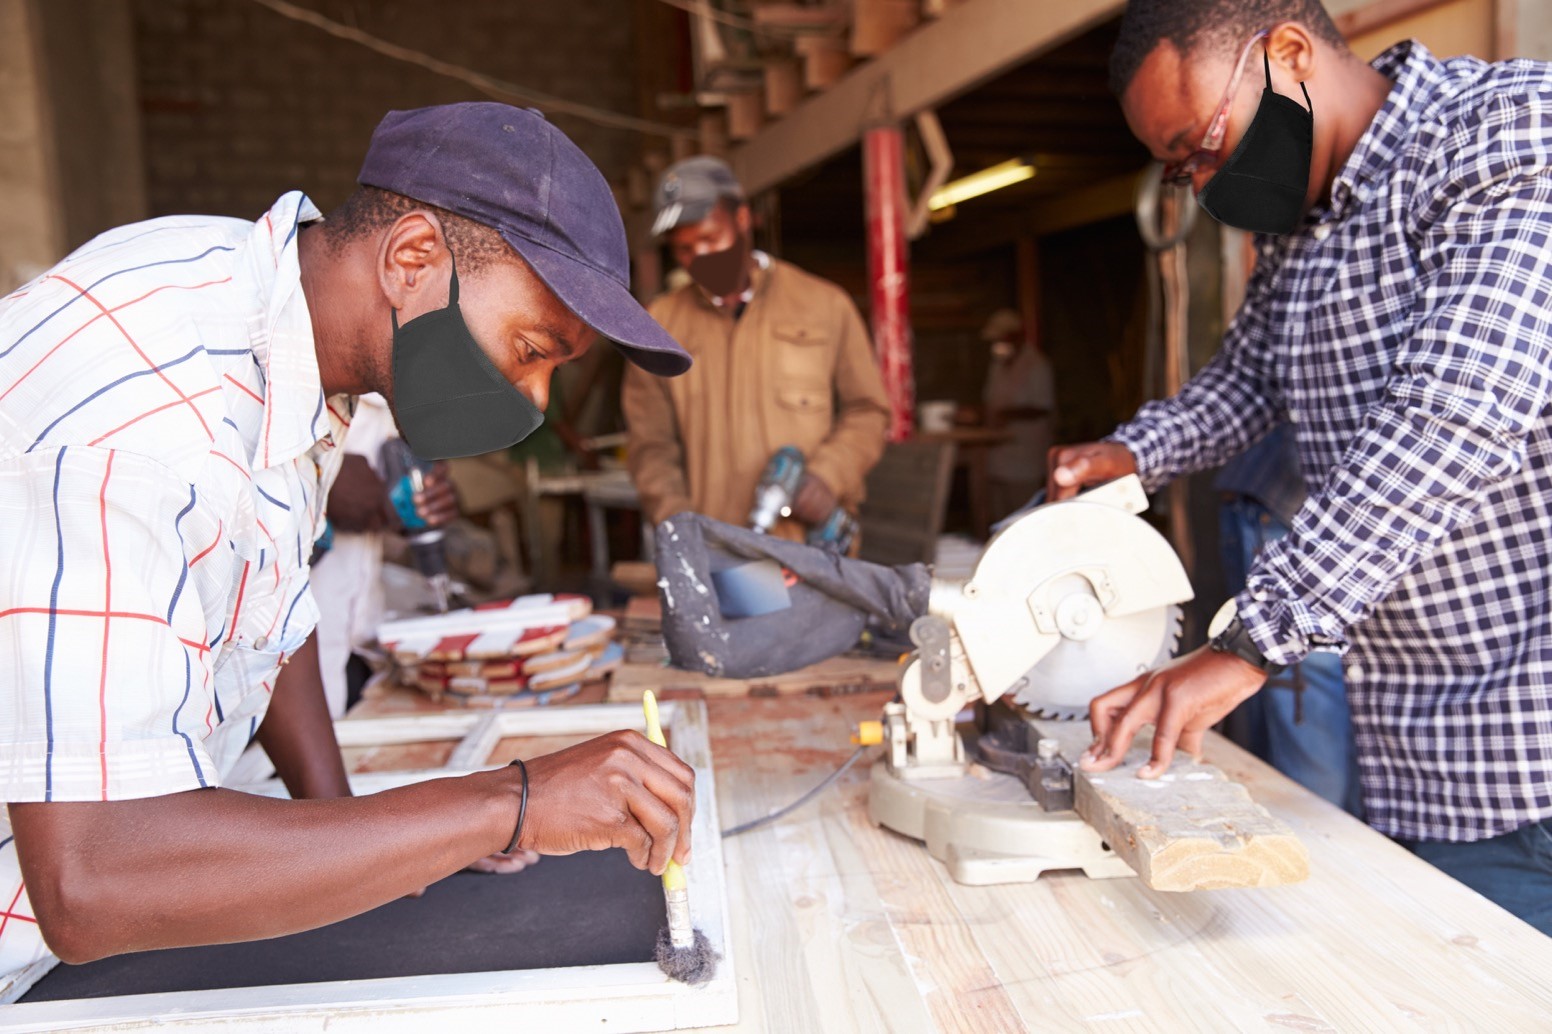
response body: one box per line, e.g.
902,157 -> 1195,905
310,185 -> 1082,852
863,123 -> 914,443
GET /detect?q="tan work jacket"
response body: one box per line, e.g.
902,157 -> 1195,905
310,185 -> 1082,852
623,257 -> 890,536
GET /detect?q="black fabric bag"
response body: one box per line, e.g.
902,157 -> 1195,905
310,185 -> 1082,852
654,513 -> 930,679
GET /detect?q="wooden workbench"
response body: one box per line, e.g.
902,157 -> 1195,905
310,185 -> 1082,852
347,686 -> 1552,1032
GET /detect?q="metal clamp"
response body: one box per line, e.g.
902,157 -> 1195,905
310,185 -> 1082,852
972,704 -> 1075,812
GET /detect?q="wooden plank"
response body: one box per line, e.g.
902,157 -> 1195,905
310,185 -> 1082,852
332,713 -> 484,747
850,0 -> 921,56
1036,720 -> 1310,892
612,559 -> 660,596
711,694 -> 940,1031
444,713 -> 503,770
761,58 -> 805,116
751,3 -> 846,31
698,110 -> 729,157
0,962 -> 56,1015
732,0 -> 1124,194
623,593 -> 664,633
793,34 -> 852,90
725,90 -> 766,141
608,654 -> 903,701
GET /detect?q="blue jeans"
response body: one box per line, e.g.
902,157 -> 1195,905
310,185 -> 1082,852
1219,497 -> 1364,817
1396,818 -> 1552,937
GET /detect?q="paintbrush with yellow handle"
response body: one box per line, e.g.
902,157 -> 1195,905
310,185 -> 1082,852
642,690 -> 718,985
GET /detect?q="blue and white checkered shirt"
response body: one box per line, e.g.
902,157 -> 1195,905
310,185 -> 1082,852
1110,42 -> 1552,842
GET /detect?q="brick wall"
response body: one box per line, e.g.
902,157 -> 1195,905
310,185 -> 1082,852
132,0 -> 643,219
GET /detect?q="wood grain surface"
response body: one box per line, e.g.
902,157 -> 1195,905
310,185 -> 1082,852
1035,720 -> 1311,892
344,686 -> 1552,1033
701,692 -> 1552,1032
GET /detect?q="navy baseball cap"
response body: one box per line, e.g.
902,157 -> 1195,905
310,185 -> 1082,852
358,103 -> 691,377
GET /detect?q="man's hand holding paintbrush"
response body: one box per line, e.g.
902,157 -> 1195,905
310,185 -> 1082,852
503,729 -> 696,875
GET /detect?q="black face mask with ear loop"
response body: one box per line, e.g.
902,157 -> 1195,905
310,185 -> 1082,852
390,256 -> 545,459
1196,45 -> 1314,236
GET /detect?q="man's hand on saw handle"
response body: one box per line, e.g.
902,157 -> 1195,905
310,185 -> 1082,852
1046,442 -> 1138,501
1080,646 -> 1268,779
515,730 -> 696,876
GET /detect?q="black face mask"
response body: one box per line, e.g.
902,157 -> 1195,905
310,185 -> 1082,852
1196,47 -> 1314,236
687,230 -> 751,298
390,258 -> 544,460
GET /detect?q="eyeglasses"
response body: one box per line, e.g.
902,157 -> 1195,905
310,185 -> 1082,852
1160,30 -> 1270,185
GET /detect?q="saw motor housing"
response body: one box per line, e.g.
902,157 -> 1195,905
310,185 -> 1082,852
885,476 -> 1194,781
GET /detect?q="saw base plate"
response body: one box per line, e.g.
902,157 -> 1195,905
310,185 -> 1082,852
867,757 -> 1135,886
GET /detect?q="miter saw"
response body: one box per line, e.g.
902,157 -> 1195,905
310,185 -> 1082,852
652,476 -> 1195,885
868,475 -> 1194,885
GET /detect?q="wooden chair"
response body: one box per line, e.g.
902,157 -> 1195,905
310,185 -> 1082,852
858,438 -> 956,566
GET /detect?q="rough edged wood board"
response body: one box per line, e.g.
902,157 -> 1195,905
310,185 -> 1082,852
1038,718 -> 1310,892
0,701 -> 737,1032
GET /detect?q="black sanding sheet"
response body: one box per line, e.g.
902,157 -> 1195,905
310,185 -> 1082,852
22,849 -> 665,1002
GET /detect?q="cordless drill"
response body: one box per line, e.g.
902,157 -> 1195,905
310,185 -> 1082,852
380,439 -> 452,613
748,445 -> 858,554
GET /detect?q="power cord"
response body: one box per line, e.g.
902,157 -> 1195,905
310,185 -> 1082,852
720,746 -> 872,838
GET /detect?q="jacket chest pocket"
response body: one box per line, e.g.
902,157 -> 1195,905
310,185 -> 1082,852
771,322 -> 833,382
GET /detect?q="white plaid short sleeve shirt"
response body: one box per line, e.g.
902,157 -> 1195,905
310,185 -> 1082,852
1109,43 -> 1552,841
0,191 -> 351,975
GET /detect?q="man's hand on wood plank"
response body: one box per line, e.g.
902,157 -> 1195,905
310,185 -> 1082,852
1080,646 -> 1268,779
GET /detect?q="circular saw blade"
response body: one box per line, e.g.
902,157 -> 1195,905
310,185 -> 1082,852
1014,598 -> 1183,719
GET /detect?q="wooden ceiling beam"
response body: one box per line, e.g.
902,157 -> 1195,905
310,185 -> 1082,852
731,0 -> 1124,195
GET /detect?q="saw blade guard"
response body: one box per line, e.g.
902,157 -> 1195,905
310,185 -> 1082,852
933,476 -> 1194,707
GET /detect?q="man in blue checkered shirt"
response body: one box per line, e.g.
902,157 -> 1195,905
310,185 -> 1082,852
1056,0 -> 1552,935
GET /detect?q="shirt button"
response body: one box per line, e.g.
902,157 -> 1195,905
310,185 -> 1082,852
1346,663 -> 1363,681
253,636 -> 269,650
1312,224 -> 1332,241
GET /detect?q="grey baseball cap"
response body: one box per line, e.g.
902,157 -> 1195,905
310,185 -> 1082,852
651,156 -> 746,238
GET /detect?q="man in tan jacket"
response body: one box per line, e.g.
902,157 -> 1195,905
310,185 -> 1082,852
623,157 -> 890,540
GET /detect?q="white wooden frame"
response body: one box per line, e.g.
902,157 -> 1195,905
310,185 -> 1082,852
0,702 -> 737,1033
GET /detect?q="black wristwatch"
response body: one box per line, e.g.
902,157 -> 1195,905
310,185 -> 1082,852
1207,600 -> 1286,676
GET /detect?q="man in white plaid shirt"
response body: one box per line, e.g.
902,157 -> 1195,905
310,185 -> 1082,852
1057,0 -> 1552,935
0,104 -> 699,980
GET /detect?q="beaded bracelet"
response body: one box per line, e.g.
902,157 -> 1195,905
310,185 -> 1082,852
503,758 -> 529,855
